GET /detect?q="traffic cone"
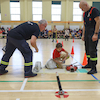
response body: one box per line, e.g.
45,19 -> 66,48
57,40 -> 58,43
71,46 -> 74,54
82,53 -> 88,66
62,41 -> 63,47
73,38 -> 74,43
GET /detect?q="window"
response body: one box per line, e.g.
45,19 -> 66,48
51,1 -> 61,21
10,0 -> 20,21
32,1 -> 42,21
0,3 -> 1,20
0,13 -> 1,20
73,1 -> 83,21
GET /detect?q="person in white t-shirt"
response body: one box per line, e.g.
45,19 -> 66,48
65,28 -> 69,41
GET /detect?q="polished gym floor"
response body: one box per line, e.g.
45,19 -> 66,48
0,38 -> 100,100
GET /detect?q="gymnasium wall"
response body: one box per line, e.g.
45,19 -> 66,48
0,0 -> 99,30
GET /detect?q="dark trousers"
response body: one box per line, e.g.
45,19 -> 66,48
85,35 -> 98,70
0,36 -> 33,76
53,32 -> 56,38
65,35 -> 69,40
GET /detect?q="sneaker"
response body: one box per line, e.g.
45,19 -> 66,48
24,73 -> 37,78
0,70 -> 8,75
82,64 -> 91,68
87,69 -> 97,74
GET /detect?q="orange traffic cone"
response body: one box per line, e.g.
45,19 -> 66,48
73,38 -> 74,43
82,53 -> 88,66
57,40 -> 58,43
62,41 -> 63,47
71,46 -> 74,54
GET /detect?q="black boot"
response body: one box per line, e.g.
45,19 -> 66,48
87,61 -> 97,74
24,65 -> 37,78
87,69 -> 97,74
24,73 -> 37,78
0,70 -> 8,75
0,64 -> 8,75
82,64 -> 91,68
82,58 -> 91,68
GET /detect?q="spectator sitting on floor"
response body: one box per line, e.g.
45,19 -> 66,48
71,30 -> 75,38
77,31 -> 81,39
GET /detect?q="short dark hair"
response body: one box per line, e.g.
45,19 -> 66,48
56,43 -> 62,48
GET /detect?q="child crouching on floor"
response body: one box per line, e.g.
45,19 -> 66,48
45,43 -> 69,69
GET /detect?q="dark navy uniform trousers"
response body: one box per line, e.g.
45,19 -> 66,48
0,36 -> 33,76
85,28 -> 98,70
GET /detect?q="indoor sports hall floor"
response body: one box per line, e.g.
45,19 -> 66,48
0,38 -> 100,100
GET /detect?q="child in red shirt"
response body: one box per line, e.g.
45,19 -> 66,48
45,43 -> 69,69
53,43 -> 69,68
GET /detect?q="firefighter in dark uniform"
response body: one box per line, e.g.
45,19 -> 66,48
79,0 -> 100,74
0,19 -> 47,78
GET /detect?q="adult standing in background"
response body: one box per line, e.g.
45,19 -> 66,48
79,0 -> 100,74
65,28 -> 69,41
52,25 -> 57,42
0,19 -> 47,78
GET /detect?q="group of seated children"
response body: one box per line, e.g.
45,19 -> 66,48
0,27 -> 11,38
39,26 -> 82,40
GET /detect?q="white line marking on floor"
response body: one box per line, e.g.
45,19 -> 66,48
0,89 -> 100,92
16,98 -> 20,100
20,78 -> 27,91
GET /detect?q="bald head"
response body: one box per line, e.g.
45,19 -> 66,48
79,0 -> 90,12
79,0 -> 87,6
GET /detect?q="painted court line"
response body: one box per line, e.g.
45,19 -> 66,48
28,80 -> 100,82
20,78 -> 27,91
16,98 -> 20,100
0,89 -> 100,92
0,81 -> 23,82
91,74 -> 100,83
0,80 -> 100,83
